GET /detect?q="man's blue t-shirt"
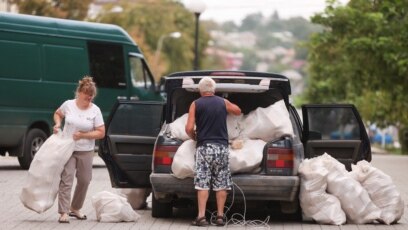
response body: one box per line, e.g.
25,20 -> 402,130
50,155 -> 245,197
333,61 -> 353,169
195,95 -> 228,147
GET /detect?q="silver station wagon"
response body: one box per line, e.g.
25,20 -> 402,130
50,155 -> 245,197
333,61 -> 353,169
99,70 -> 371,218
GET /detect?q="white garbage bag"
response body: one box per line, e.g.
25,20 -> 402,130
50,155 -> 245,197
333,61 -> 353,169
169,113 -> 244,141
298,157 -> 346,225
350,160 -> 404,225
171,139 -> 266,178
322,153 -> 381,224
20,132 -> 75,213
92,191 -> 140,222
241,100 -> 294,142
229,139 -> 265,174
226,114 -> 244,140
117,188 -> 151,210
169,113 -> 190,141
171,140 -> 196,179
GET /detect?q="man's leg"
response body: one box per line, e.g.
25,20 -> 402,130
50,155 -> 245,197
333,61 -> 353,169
215,190 -> 227,216
197,189 -> 209,218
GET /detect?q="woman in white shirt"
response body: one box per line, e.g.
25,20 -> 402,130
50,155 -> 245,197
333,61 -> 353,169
53,76 -> 105,223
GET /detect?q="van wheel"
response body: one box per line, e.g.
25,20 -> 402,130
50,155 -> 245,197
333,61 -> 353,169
18,128 -> 47,169
151,192 -> 173,218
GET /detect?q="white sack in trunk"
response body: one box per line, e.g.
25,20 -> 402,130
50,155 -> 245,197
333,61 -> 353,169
117,188 -> 151,210
20,132 -> 75,213
322,153 -> 381,224
227,114 -> 244,139
298,157 -> 346,225
241,100 -> 294,142
229,139 -> 265,174
171,139 -> 267,178
169,113 -> 190,141
92,191 -> 140,222
350,160 -> 404,225
171,140 -> 196,179
169,113 -> 244,141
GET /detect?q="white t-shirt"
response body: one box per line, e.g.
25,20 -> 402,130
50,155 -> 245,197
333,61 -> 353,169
59,99 -> 104,151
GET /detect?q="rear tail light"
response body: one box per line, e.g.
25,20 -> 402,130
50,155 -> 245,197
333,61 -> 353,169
154,145 -> 179,166
264,138 -> 294,176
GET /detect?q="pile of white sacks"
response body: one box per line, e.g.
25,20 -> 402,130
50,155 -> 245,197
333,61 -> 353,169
169,100 -> 294,179
299,153 -> 404,225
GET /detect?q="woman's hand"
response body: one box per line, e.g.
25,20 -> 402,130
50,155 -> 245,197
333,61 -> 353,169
73,131 -> 82,141
53,124 -> 61,134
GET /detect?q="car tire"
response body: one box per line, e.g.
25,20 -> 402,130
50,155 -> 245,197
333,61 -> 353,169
18,128 -> 47,169
280,199 -> 302,221
151,192 -> 173,218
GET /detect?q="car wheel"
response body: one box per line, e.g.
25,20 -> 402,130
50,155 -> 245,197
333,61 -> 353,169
151,192 -> 173,218
18,128 -> 47,169
280,200 -> 302,221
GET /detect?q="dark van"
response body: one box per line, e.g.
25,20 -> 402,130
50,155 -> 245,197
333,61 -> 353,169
0,12 -> 163,169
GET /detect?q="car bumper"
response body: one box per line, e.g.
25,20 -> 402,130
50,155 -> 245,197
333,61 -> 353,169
150,173 -> 300,202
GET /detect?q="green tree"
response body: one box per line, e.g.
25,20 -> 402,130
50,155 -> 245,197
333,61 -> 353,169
11,0 -> 92,20
219,21 -> 238,33
305,0 -> 408,150
240,13 -> 263,32
95,0 -> 209,79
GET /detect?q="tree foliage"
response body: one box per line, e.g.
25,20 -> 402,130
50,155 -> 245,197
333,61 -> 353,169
11,0 -> 92,20
305,0 -> 408,129
94,0 -> 209,79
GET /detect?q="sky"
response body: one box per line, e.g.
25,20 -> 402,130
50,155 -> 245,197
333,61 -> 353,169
181,0 -> 349,24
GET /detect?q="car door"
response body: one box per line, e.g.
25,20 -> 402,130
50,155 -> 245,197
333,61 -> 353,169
301,104 -> 371,170
99,100 -> 165,188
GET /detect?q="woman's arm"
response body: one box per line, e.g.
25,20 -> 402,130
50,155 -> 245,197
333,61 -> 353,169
53,109 -> 65,134
73,125 -> 105,141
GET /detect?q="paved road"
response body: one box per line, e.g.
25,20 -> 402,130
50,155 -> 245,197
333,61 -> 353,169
0,154 -> 407,230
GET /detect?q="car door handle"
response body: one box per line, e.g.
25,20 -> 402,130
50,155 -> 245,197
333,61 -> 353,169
117,96 -> 127,100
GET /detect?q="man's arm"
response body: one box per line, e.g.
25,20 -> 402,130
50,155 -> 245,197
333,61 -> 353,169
185,102 -> 196,140
225,99 -> 241,115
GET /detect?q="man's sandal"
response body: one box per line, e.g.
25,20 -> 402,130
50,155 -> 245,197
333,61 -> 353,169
215,215 -> 226,226
192,216 -> 209,226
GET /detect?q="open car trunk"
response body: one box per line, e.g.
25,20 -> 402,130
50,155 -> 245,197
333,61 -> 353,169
168,88 -> 285,120
164,87 -> 300,177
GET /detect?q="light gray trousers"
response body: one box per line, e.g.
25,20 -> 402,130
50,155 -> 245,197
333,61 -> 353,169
58,151 -> 93,214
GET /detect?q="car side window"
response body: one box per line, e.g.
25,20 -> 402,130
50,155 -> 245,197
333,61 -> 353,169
108,103 -> 163,136
306,107 -> 360,140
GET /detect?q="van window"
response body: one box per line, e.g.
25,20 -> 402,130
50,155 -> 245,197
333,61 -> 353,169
88,42 -> 126,88
0,40 -> 41,80
130,56 -> 153,89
